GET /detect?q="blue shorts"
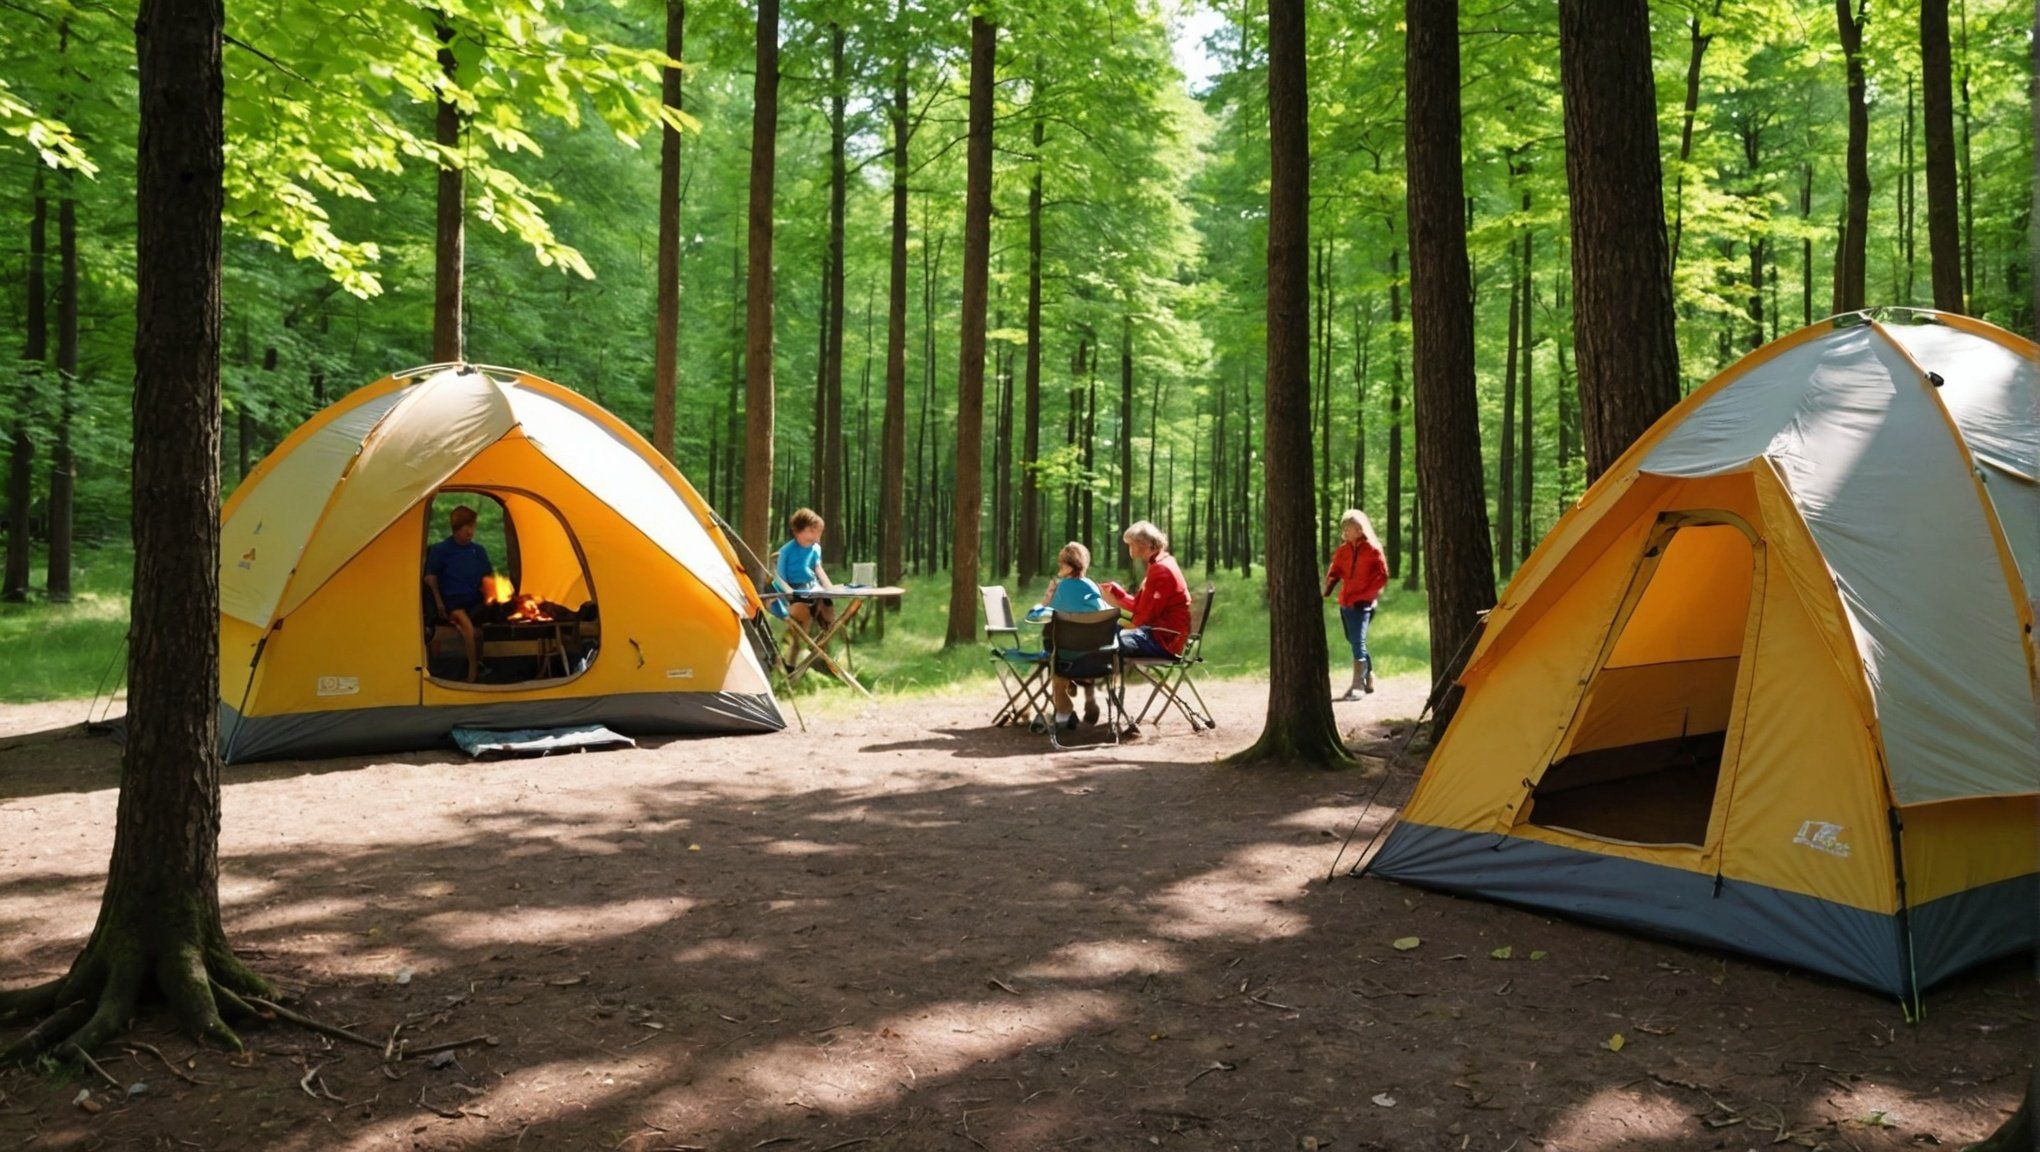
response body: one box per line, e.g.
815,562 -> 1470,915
1117,627 -> 1175,660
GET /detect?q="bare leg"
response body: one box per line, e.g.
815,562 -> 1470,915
787,603 -> 812,667
1051,676 -> 1072,715
451,608 -> 479,681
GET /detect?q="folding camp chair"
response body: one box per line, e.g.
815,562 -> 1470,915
1041,608 -> 1128,750
982,585 -> 1050,727
1125,584 -> 1217,735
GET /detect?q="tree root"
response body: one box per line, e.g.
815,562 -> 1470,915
1,931 -> 279,1067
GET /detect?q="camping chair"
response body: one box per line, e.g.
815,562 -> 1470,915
758,552 -> 855,690
1041,608 -> 1127,750
1125,584 -> 1217,735
982,585 -> 1049,727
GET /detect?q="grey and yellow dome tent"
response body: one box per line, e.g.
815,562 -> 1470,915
1369,310 -> 2037,1003
216,365 -> 783,763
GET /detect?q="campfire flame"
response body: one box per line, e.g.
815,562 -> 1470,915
483,574 -> 514,604
507,593 -> 555,623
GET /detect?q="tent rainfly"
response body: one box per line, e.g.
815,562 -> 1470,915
1369,309 -> 2038,1003
216,365 -> 782,763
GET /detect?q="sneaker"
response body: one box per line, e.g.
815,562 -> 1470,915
1056,712 -> 1078,732
1083,700 -> 1100,727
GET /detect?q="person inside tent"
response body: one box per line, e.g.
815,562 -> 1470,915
1028,541 -> 1108,730
1101,520 -> 1192,661
425,504 -> 495,681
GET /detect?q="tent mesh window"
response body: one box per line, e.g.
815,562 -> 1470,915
1526,520 -> 1755,848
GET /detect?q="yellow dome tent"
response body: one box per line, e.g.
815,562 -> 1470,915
1369,310 -> 2037,1002
216,364 -> 782,763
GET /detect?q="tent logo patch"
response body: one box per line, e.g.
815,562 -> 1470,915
1792,820 -> 1851,858
315,676 -> 360,697
238,547 -> 257,570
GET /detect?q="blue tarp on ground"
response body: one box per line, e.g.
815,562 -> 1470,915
450,724 -> 636,759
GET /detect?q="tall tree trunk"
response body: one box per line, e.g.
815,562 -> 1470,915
1408,0 -> 1497,732
1235,0 -> 1344,766
810,248 -> 829,500
1901,73 -> 1917,305
821,21 -> 847,563
1669,0 -> 1720,269
1957,0 -> 1975,306
1834,0 -> 1870,313
1019,114 -> 1045,582
739,0 -> 779,568
1560,0 -> 1682,479
1498,237 -> 1519,577
1920,0 -> 1965,312
1800,164 -> 1815,327
0,0 -> 275,1061
6,180 -> 44,603
1118,314 -> 1133,566
1386,241 -> 1404,579
1350,299 -> 1369,515
1517,219 -> 1534,566
880,55 -> 910,594
1742,123 -> 1767,350
945,16 -> 995,645
992,281 -> 1011,577
1082,346 -> 1097,545
1237,364 -> 1253,579
651,0 -> 685,458
432,16 -> 464,363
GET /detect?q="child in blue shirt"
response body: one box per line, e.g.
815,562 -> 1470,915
1032,541 -> 1108,729
773,508 -> 837,639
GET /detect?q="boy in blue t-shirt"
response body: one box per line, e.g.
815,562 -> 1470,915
425,505 -> 495,681
774,508 -> 837,650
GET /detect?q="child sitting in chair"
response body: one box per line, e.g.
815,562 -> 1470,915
1030,541 -> 1107,731
773,508 -> 837,661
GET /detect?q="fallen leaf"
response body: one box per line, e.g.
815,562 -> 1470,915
688,844 -> 702,852
1529,950 -> 1547,961
1489,946 -> 1513,961
1392,937 -> 1421,951
395,967 -> 414,986
547,974 -> 586,987
1371,1092 -> 1397,1107
1603,1033 -> 1625,1052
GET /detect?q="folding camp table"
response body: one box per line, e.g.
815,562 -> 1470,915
760,585 -> 904,697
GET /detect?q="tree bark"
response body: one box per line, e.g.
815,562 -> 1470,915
1118,315 -> 1133,570
49,184 -> 76,603
1019,114 -> 1045,582
651,0 -> 685,458
1668,1 -> 1720,269
1386,241 -> 1404,579
879,55 -> 910,594
1559,0 -> 1682,480
432,16 -> 464,363
1237,0 -> 1345,766
821,22 -> 848,563
1920,0 -> 1965,313
739,0 -> 779,570
945,16 -> 995,646
0,0 -> 274,1063
1517,218 -> 1534,567
1498,236 -> 1519,577
5,180 -> 44,604
1407,0 -> 1497,732
1833,0 -> 1870,314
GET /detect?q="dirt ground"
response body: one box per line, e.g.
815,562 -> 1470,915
0,677 -> 2027,1151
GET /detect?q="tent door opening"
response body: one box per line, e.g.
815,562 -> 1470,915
422,486 -> 602,689
1524,510 -> 1761,849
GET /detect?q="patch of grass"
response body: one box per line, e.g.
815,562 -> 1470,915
0,543 -> 133,704
0,546 -> 1440,712
786,566 -> 1433,705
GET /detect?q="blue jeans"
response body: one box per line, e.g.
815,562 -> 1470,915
1338,602 -> 1375,667
1117,627 -> 1174,660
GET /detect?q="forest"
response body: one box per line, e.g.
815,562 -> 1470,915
2,0 -> 2032,622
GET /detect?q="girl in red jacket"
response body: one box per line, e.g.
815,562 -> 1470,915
1322,509 -> 1389,700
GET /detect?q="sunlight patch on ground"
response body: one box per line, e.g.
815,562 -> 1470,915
670,939 -> 767,965
1012,938 -> 1181,982
754,838 -> 856,856
704,991 -> 1120,1117
1540,1082 -> 1695,1148
415,896 -> 693,949
1144,842 -> 1313,942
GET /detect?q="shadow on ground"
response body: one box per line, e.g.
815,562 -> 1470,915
0,678 -> 2025,1151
